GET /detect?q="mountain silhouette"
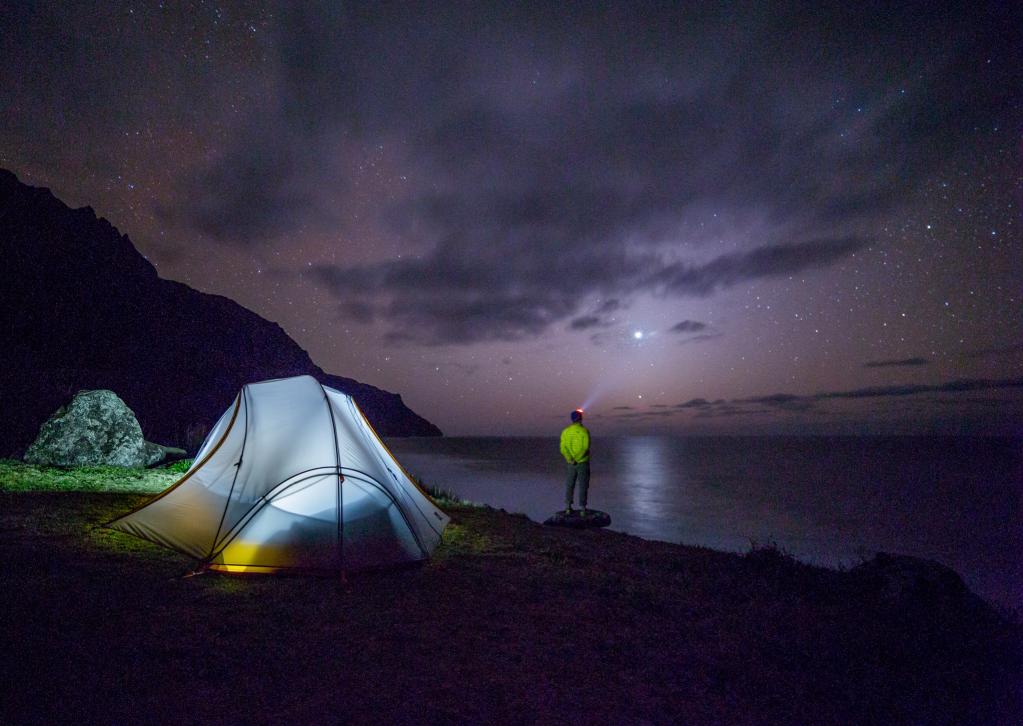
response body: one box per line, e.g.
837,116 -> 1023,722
0,168 -> 441,457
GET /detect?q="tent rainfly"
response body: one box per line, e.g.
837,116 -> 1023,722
108,375 -> 449,573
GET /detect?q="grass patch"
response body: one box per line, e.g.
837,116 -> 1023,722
0,459 -> 180,494
438,522 -> 493,555
163,458 -> 193,473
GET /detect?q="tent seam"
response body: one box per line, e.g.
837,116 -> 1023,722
317,379 -> 345,571
205,469 -> 421,566
349,397 -> 446,540
205,384 -> 250,562
103,393 -> 243,528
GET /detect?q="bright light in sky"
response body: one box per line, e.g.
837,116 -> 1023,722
633,330 -> 644,340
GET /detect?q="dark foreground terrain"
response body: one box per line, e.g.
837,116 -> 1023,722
1,492 -> 1019,724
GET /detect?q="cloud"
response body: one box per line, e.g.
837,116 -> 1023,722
152,2 -> 1002,347
594,299 -> 622,314
966,343 -> 1023,359
569,315 -> 611,331
863,357 -> 930,368
314,241 -> 657,344
649,237 -> 867,297
611,409 -> 676,420
735,393 -> 819,412
669,320 -> 708,333
314,237 -> 863,344
675,398 -> 712,409
711,376 -> 1023,417
678,332 -> 724,346
694,406 -> 771,419
567,298 -> 623,331
605,376 -> 1023,424
818,377 -> 1023,400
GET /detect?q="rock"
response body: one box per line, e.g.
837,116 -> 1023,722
851,553 -> 970,606
544,509 -> 612,529
144,441 -> 187,467
23,390 -> 174,468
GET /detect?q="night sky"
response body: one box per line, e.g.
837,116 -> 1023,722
3,1 -> 1020,435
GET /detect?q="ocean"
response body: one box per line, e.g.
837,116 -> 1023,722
387,435 -> 1022,610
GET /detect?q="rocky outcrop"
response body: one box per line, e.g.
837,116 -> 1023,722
24,390 -> 175,467
851,552 -> 974,607
543,509 -> 612,528
0,169 -> 441,457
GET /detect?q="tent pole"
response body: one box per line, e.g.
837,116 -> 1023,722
319,382 -> 345,578
207,386 -> 250,563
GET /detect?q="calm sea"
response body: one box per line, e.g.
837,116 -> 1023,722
387,435 -> 1022,609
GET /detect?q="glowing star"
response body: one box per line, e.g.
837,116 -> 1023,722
633,330 -> 644,340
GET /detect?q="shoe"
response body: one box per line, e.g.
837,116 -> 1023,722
564,507 -> 573,515
580,508 -> 588,516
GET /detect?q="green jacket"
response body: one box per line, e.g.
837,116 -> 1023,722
559,423 -> 590,463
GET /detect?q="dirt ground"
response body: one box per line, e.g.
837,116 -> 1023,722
1,492 -> 1019,724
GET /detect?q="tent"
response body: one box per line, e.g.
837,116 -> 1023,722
109,375 -> 449,573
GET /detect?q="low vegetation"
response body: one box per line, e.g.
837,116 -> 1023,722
412,473 -> 482,507
0,458 -> 187,493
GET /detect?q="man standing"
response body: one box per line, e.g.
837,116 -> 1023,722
560,408 -> 591,515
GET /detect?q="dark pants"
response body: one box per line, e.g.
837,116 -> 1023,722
564,461 -> 590,508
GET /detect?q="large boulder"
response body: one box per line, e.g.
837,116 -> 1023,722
851,552 -> 972,607
23,390 -> 173,467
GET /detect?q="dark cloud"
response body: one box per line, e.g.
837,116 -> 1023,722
166,1 -> 978,341
650,237 -> 867,297
694,406 -> 771,419
604,375 -> 1023,424
678,332 -> 725,345
314,247 -> 647,344
708,376 -> 1023,417
595,299 -> 622,315
668,317 -> 722,347
612,409 -> 676,420
165,3 -> 361,245
669,320 -> 708,334
169,127 -> 333,244
863,357 -> 930,368
675,398 -> 712,409
966,343 -> 1023,359
314,237 -> 863,344
818,377 -> 1023,400
569,315 -> 611,331
567,298 -> 622,331
735,393 -> 819,412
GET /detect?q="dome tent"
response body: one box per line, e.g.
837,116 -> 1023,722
109,376 -> 448,573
